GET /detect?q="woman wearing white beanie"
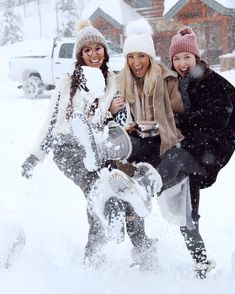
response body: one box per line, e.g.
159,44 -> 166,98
108,19 -> 209,274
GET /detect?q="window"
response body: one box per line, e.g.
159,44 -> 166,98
133,0 -> 152,8
59,43 -> 74,58
106,41 -> 123,55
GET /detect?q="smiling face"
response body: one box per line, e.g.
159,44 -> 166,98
81,42 -> 105,68
172,52 -> 197,77
127,52 -> 150,78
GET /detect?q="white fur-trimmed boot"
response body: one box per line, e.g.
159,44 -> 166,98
108,162 -> 162,217
133,162 -> 162,196
130,238 -> 158,272
70,112 -> 132,171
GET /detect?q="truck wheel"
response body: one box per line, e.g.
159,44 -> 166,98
22,76 -> 45,99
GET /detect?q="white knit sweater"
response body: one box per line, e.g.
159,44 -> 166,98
31,71 -> 117,161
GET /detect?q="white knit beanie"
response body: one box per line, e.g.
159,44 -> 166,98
123,19 -> 155,59
75,19 -> 107,57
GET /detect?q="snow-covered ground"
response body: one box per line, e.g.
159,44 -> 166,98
1,23 -> 235,294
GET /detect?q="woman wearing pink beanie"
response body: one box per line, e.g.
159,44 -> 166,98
169,26 -> 235,278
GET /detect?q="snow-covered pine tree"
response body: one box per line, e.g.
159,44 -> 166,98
0,0 -> 23,46
76,0 -> 85,15
57,0 -> 82,38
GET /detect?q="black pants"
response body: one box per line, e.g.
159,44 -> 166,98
53,135 -> 107,258
179,176 -> 207,264
127,135 -> 207,259
125,203 -> 154,251
124,174 -> 208,261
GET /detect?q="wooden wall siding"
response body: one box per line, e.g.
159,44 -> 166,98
92,17 -> 123,45
154,31 -> 176,65
90,0 -> 235,65
220,54 -> 235,71
123,0 -> 164,18
164,0 -> 234,64
135,6 -> 164,18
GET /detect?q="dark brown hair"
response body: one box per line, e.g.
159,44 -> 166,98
66,46 -> 109,119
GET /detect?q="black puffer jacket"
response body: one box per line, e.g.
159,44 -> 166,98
175,60 -> 235,188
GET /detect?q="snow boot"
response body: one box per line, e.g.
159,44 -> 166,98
83,249 -> 107,269
70,112 -> 132,171
0,217 -> 26,269
104,197 -> 126,243
133,162 -> 163,196
130,238 -> 158,272
193,259 -> 216,279
108,162 -> 162,217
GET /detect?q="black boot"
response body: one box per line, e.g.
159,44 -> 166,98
180,223 -> 215,279
83,210 -> 107,268
125,203 -> 158,271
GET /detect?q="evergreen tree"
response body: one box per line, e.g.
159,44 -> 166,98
57,0 -> 79,38
0,1 -> 23,46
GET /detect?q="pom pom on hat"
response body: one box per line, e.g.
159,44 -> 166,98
123,19 -> 155,59
75,19 -> 92,32
75,19 -> 107,57
169,26 -> 200,60
125,18 -> 153,37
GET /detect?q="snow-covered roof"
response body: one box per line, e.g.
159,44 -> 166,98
81,0 -> 142,26
216,0 -> 235,9
220,50 -> 235,58
163,0 -> 235,15
164,0 -> 178,15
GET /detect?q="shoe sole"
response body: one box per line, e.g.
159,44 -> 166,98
108,170 -> 152,217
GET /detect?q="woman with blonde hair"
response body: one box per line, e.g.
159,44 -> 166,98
107,19 -> 206,273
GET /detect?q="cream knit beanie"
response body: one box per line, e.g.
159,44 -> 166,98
75,19 -> 107,56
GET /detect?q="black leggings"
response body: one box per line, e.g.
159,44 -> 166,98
127,135 -> 207,258
128,134 -> 205,187
179,176 -> 207,264
157,147 -> 205,188
53,135 -> 111,258
125,175 -> 208,261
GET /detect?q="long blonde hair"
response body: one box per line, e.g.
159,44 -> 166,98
116,57 -> 162,103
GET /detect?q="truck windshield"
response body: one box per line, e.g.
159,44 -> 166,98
59,43 -> 75,58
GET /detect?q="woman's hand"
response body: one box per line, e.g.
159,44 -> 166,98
109,96 -> 125,115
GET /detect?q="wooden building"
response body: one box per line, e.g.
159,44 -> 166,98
161,0 -> 235,65
86,0 -> 235,65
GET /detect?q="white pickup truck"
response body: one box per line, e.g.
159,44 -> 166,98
8,38 -> 125,99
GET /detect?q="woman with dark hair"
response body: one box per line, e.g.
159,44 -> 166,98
167,26 -> 235,278
21,20 -> 129,268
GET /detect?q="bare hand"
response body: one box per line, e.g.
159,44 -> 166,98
109,96 -> 125,115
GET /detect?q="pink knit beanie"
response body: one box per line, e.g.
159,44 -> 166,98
169,26 -> 200,60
